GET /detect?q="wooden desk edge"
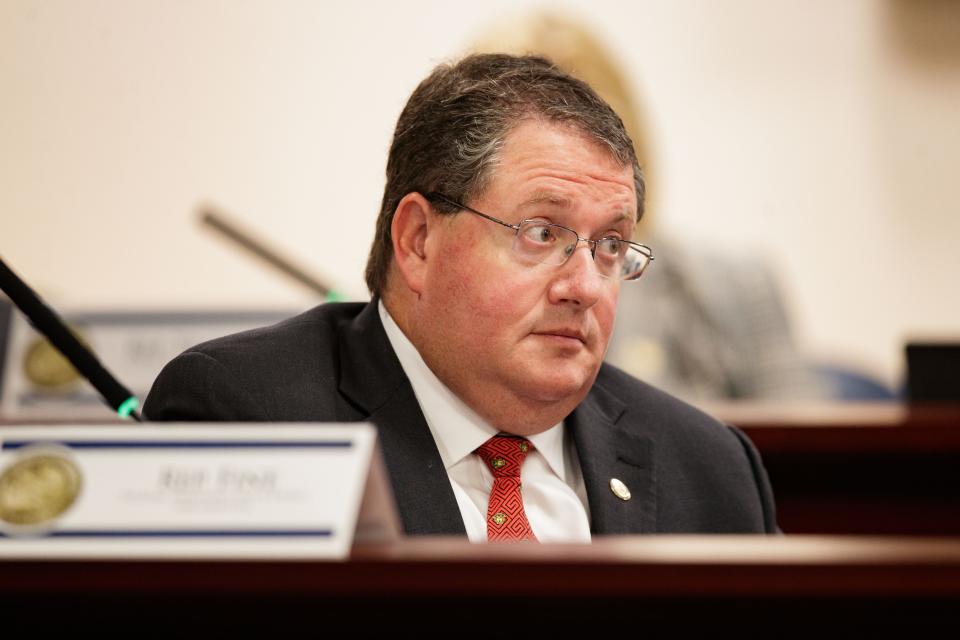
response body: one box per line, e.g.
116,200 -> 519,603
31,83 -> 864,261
4,535 -> 960,598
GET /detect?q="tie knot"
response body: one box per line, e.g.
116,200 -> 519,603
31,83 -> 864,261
475,435 -> 534,478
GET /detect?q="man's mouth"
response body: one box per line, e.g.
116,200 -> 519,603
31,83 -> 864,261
534,328 -> 588,344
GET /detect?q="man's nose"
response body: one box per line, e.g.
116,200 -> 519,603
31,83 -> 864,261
548,243 -> 605,307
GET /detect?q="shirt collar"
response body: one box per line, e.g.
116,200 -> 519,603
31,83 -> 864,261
378,300 -> 568,481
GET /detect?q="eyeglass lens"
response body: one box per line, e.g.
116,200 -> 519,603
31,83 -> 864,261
513,221 -> 648,280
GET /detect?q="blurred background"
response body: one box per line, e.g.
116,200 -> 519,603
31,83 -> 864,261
2,0 -> 959,407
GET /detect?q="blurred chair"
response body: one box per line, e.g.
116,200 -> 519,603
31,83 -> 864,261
814,362 -> 899,401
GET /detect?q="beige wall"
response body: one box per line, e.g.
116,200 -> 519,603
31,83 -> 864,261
2,0 -> 958,387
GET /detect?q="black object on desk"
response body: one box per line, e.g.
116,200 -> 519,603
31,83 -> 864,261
907,342 -> 960,402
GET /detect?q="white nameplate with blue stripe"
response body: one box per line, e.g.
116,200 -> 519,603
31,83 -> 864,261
0,424 -> 400,558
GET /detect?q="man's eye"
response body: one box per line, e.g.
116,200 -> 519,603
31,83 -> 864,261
597,237 -> 622,256
522,224 -> 558,244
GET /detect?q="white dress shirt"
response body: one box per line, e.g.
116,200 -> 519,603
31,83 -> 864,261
379,301 -> 591,543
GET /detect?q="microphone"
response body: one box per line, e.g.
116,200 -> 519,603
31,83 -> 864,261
0,256 -> 141,421
198,204 -> 341,300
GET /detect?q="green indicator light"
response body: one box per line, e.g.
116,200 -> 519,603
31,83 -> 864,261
325,290 -> 344,302
117,396 -> 139,419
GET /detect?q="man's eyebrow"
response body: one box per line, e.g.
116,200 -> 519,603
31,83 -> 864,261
611,210 -> 636,226
517,191 -> 636,229
518,192 -> 573,210
520,193 -> 634,224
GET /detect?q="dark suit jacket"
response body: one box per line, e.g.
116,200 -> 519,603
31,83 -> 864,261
143,300 -> 778,535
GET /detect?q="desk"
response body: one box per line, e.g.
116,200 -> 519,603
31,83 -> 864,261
714,403 -> 960,535
4,404 -> 959,535
2,536 -> 960,633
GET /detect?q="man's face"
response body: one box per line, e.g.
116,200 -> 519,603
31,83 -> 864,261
410,119 -> 637,433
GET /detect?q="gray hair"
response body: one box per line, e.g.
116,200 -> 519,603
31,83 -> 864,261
365,53 -> 645,295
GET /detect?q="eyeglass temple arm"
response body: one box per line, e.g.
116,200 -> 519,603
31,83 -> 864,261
424,192 -> 520,231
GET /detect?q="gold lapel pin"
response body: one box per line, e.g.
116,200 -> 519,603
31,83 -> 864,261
609,478 -> 632,501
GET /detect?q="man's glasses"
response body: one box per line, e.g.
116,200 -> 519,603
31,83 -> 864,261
425,192 -> 653,281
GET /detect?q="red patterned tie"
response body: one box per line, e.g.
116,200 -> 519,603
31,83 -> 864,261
474,435 -> 538,542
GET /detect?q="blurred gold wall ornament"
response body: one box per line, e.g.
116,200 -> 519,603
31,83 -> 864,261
470,10 -> 657,230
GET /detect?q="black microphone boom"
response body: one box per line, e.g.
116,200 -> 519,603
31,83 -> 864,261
0,256 -> 141,421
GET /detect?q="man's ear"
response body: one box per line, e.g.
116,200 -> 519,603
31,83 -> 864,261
390,192 -> 434,295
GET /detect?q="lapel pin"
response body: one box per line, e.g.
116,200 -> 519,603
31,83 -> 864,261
609,478 -> 631,501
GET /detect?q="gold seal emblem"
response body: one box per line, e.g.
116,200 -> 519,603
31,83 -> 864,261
23,332 -> 85,390
0,449 -> 82,526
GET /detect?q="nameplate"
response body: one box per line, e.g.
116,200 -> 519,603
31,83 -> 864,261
0,424 -> 400,559
0,308 -> 293,420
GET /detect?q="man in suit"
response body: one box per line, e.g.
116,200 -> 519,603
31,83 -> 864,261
144,54 -> 777,540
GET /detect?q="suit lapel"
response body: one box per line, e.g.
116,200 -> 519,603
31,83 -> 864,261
336,300 -> 466,536
570,380 -> 657,534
